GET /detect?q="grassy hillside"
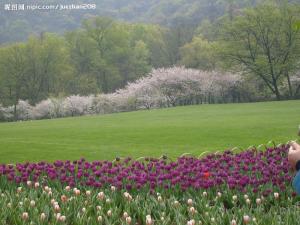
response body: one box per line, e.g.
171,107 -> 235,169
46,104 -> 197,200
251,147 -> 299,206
0,100 -> 299,163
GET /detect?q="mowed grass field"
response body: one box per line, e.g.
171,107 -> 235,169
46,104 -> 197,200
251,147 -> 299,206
0,100 -> 299,163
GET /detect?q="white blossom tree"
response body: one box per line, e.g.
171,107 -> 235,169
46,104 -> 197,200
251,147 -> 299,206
1,106 -> 14,121
0,67 -> 244,122
92,94 -> 120,114
63,95 -> 94,117
15,100 -> 32,120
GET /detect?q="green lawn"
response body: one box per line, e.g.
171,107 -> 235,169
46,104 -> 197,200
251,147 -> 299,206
0,100 -> 299,163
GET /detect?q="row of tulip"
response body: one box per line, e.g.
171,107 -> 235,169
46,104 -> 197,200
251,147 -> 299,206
0,145 -> 298,224
0,182 -> 299,225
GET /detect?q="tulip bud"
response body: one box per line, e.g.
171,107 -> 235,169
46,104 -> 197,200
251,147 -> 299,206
30,200 -> 35,207
111,186 -> 116,192
202,191 -> 208,197
123,192 -> 132,201
123,212 -> 128,219
157,196 -> 162,202
246,199 -> 250,204
187,199 -> 193,206
97,216 -> 103,222
86,190 -> 91,196
82,207 -> 86,213
40,213 -> 46,221
27,181 -> 32,187
107,210 -> 112,217
59,215 -> 66,222
34,182 -> 40,188
232,195 -> 237,201
274,192 -> 279,199
126,216 -> 132,224
256,198 -> 261,205
17,187 -> 22,193
146,215 -> 153,225
54,205 -> 60,212
22,212 -> 29,220
61,195 -> 68,203
53,201 -> 59,206
98,192 -> 105,200
231,219 -> 237,225
74,189 -> 80,196
65,186 -> 70,191
243,215 -> 250,224
56,213 -> 61,221
189,207 -> 196,215
187,219 -> 195,225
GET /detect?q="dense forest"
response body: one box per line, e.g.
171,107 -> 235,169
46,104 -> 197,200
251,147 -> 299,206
3,0 -> 298,44
0,0 -> 300,121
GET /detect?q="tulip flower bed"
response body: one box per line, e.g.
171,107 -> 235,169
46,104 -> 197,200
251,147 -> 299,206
0,145 -> 299,225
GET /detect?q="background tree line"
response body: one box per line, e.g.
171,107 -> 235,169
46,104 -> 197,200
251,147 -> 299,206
0,1 -> 300,121
182,1 -> 300,100
0,0 -> 272,44
0,15 -> 202,108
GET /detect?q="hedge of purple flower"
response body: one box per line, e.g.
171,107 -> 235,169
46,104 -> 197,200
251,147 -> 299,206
0,145 -> 293,194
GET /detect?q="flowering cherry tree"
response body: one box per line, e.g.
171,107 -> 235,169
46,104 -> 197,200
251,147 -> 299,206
32,99 -> 53,119
92,94 -> 119,114
15,100 -> 32,121
0,67 -> 244,122
0,104 -> 13,121
63,95 -> 94,117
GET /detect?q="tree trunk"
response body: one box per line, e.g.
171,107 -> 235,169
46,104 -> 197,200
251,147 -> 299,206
274,86 -> 281,101
272,78 -> 281,101
14,101 -> 17,121
286,71 -> 293,99
14,91 -> 20,121
102,72 -> 108,93
295,85 -> 300,97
